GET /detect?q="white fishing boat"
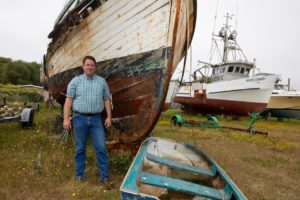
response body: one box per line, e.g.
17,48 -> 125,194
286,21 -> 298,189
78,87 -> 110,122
174,14 -> 279,116
262,83 -> 300,119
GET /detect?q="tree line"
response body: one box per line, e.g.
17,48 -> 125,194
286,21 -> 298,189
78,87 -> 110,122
0,57 -> 41,85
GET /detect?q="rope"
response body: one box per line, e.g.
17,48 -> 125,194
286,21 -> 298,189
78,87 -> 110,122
191,126 -> 197,147
218,189 -> 226,200
179,0 -> 191,86
59,129 -> 75,148
47,93 -> 51,135
179,53 -> 188,86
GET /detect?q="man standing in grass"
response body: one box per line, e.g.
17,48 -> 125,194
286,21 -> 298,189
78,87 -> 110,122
63,55 -> 113,189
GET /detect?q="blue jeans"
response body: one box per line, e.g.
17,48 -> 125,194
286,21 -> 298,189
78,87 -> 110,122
73,114 -> 109,181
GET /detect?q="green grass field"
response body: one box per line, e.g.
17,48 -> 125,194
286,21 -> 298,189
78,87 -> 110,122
1,103 -> 300,199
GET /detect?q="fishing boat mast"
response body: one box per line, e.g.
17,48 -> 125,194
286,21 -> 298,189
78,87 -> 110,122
221,13 -> 232,62
214,13 -> 248,64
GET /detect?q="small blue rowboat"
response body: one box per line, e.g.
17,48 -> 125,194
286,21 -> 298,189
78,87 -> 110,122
120,137 -> 247,200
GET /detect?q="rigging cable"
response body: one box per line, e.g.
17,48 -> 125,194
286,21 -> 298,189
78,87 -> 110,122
235,0 -> 239,31
209,0 -> 220,64
179,53 -> 188,86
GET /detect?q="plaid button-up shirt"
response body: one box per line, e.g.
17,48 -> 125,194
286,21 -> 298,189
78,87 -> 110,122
66,74 -> 110,113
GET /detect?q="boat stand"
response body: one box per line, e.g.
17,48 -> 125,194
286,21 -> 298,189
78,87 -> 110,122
171,113 -> 268,136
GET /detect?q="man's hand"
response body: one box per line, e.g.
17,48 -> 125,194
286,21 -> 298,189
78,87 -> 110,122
104,99 -> 112,128
63,97 -> 73,130
104,117 -> 112,128
63,118 -> 72,130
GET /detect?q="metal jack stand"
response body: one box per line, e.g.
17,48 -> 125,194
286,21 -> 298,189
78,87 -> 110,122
246,113 -> 260,134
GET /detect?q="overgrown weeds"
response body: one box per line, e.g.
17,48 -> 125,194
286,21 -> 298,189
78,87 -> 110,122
1,104 -> 300,199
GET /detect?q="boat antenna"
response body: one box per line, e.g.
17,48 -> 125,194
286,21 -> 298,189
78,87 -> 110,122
209,0 -> 220,63
235,1 -> 239,30
222,13 -> 233,63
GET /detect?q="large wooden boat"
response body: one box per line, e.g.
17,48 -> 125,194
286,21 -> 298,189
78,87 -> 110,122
174,14 -> 279,116
120,137 -> 247,199
41,0 -> 197,148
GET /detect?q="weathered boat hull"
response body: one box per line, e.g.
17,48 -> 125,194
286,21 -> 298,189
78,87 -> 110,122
262,109 -> 300,119
42,0 -> 197,145
174,75 -> 278,116
120,137 -> 247,200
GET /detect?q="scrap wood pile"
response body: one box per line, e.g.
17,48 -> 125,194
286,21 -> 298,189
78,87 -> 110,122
0,104 -> 23,118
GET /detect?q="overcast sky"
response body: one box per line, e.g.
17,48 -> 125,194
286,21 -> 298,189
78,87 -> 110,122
0,0 -> 299,89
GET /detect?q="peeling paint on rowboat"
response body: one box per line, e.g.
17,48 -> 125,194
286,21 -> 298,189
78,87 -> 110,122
120,137 -> 247,199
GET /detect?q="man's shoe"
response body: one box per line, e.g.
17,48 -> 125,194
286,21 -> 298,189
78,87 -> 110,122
74,176 -> 84,182
99,180 -> 114,190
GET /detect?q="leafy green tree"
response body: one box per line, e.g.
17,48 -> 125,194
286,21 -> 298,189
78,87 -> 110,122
0,57 -> 41,85
0,57 -> 11,64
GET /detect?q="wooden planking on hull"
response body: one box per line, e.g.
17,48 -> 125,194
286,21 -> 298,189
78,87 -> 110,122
48,47 -> 168,100
47,0 -> 173,77
48,48 -> 166,143
43,0 -> 197,148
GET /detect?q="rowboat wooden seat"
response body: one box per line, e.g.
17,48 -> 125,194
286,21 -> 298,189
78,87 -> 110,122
139,172 -> 231,200
146,152 -> 217,177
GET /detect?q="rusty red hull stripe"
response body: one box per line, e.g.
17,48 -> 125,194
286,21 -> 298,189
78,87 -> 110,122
174,96 -> 267,116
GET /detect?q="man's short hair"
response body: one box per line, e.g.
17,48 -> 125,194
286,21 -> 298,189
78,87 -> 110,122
83,55 -> 96,65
